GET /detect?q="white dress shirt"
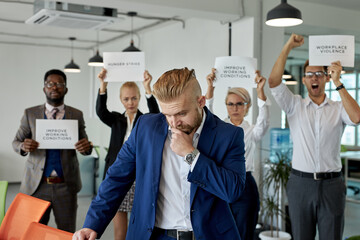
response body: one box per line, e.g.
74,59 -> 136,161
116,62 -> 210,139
270,83 -> 357,173
45,103 -> 65,119
206,97 -> 270,172
155,110 -> 206,230
123,112 -> 137,144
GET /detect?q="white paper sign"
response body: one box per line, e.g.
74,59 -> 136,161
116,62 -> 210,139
214,56 -> 257,88
36,119 -> 78,149
309,35 -> 354,67
103,52 -> 145,82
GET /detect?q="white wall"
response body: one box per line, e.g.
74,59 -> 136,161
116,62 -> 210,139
98,17 -> 255,121
0,43 -> 102,181
0,17 -> 256,182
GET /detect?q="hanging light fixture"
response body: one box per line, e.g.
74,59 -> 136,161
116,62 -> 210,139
284,77 -> 297,85
282,70 -> 292,79
64,37 -> 81,73
266,0 -> 303,27
123,11 -> 141,52
88,31 -> 103,67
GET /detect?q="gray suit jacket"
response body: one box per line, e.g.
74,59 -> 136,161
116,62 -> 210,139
12,104 -> 89,195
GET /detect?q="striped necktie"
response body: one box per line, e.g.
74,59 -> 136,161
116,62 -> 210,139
51,108 -> 59,119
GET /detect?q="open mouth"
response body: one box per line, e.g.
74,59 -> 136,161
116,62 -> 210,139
311,84 -> 319,90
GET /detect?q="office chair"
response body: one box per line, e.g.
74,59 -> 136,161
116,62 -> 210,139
21,222 -> 73,240
0,192 -> 51,240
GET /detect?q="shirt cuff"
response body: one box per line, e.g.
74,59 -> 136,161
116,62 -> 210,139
99,89 -> 106,95
257,97 -> 271,108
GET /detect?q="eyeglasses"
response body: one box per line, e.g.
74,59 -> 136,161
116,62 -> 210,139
226,102 -> 247,108
304,71 -> 327,78
45,82 -> 66,88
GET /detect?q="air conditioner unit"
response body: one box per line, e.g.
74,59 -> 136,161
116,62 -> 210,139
25,0 -> 120,30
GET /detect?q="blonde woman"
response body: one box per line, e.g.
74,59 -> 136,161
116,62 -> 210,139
205,69 -> 270,240
96,68 -> 159,240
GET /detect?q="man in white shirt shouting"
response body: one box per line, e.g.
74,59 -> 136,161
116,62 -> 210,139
268,33 -> 360,240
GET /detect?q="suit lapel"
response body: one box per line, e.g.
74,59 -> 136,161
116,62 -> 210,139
190,107 -> 217,205
37,105 -> 45,119
65,105 -> 72,119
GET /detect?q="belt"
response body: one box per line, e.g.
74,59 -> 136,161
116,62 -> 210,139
291,168 -> 341,180
42,176 -> 65,184
153,227 -> 195,240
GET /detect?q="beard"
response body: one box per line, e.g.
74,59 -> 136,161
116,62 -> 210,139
46,95 -> 64,105
174,110 -> 203,135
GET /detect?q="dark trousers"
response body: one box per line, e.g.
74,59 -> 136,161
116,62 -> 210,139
286,173 -> 346,240
150,231 -> 176,240
230,172 -> 260,240
32,181 -> 77,232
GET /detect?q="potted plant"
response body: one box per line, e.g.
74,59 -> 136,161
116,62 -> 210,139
259,151 -> 292,240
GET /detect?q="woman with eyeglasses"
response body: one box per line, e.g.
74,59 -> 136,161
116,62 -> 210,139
205,68 -> 270,240
96,68 -> 159,240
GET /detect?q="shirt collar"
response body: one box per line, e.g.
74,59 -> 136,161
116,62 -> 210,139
45,102 -> 64,112
124,111 -> 138,119
195,109 -> 206,139
305,94 -> 329,107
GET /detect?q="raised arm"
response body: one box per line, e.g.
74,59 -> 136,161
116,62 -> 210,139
143,70 -> 160,113
329,61 -> 360,124
143,70 -> 153,95
205,68 -> 216,113
253,71 -> 270,141
95,68 -> 117,127
98,68 -> 108,94
205,68 -> 216,100
268,34 -> 304,88
255,70 -> 266,101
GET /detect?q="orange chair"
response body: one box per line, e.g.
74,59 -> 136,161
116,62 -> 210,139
0,192 -> 51,240
21,222 -> 73,240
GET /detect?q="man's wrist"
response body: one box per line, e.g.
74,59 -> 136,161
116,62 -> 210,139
336,84 -> 345,91
184,148 -> 199,165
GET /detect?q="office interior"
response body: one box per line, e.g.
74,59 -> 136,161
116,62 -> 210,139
1,0 -> 360,239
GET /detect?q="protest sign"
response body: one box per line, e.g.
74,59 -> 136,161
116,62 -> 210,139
214,56 -> 257,88
309,35 -> 354,67
36,119 -> 78,149
103,52 -> 145,82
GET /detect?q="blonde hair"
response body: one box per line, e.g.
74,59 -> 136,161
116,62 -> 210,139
120,81 -> 140,98
226,87 -> 252,115
153,67 -> 201,102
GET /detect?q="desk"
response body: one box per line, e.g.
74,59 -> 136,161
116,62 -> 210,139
340,151 -> 360,203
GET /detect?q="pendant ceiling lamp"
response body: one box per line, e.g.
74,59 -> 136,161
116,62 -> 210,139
282,70 -> 292,79
88,31 -> 104,67
266,0 -> 303,27
285,77 -> 297,85
64,37 -> 81,73
123,11 -> 141,52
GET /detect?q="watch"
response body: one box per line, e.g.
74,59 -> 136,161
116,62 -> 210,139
184,148 -> 199,165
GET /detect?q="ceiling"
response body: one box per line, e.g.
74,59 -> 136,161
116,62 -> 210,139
0,0 -> 186,51
0,0 -> 360,53
0,0 -> 243,51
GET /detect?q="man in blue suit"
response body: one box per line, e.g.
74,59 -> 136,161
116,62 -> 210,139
73,68 -> 246,240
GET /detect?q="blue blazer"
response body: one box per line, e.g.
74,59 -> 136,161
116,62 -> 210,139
84,107 -> 246,239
